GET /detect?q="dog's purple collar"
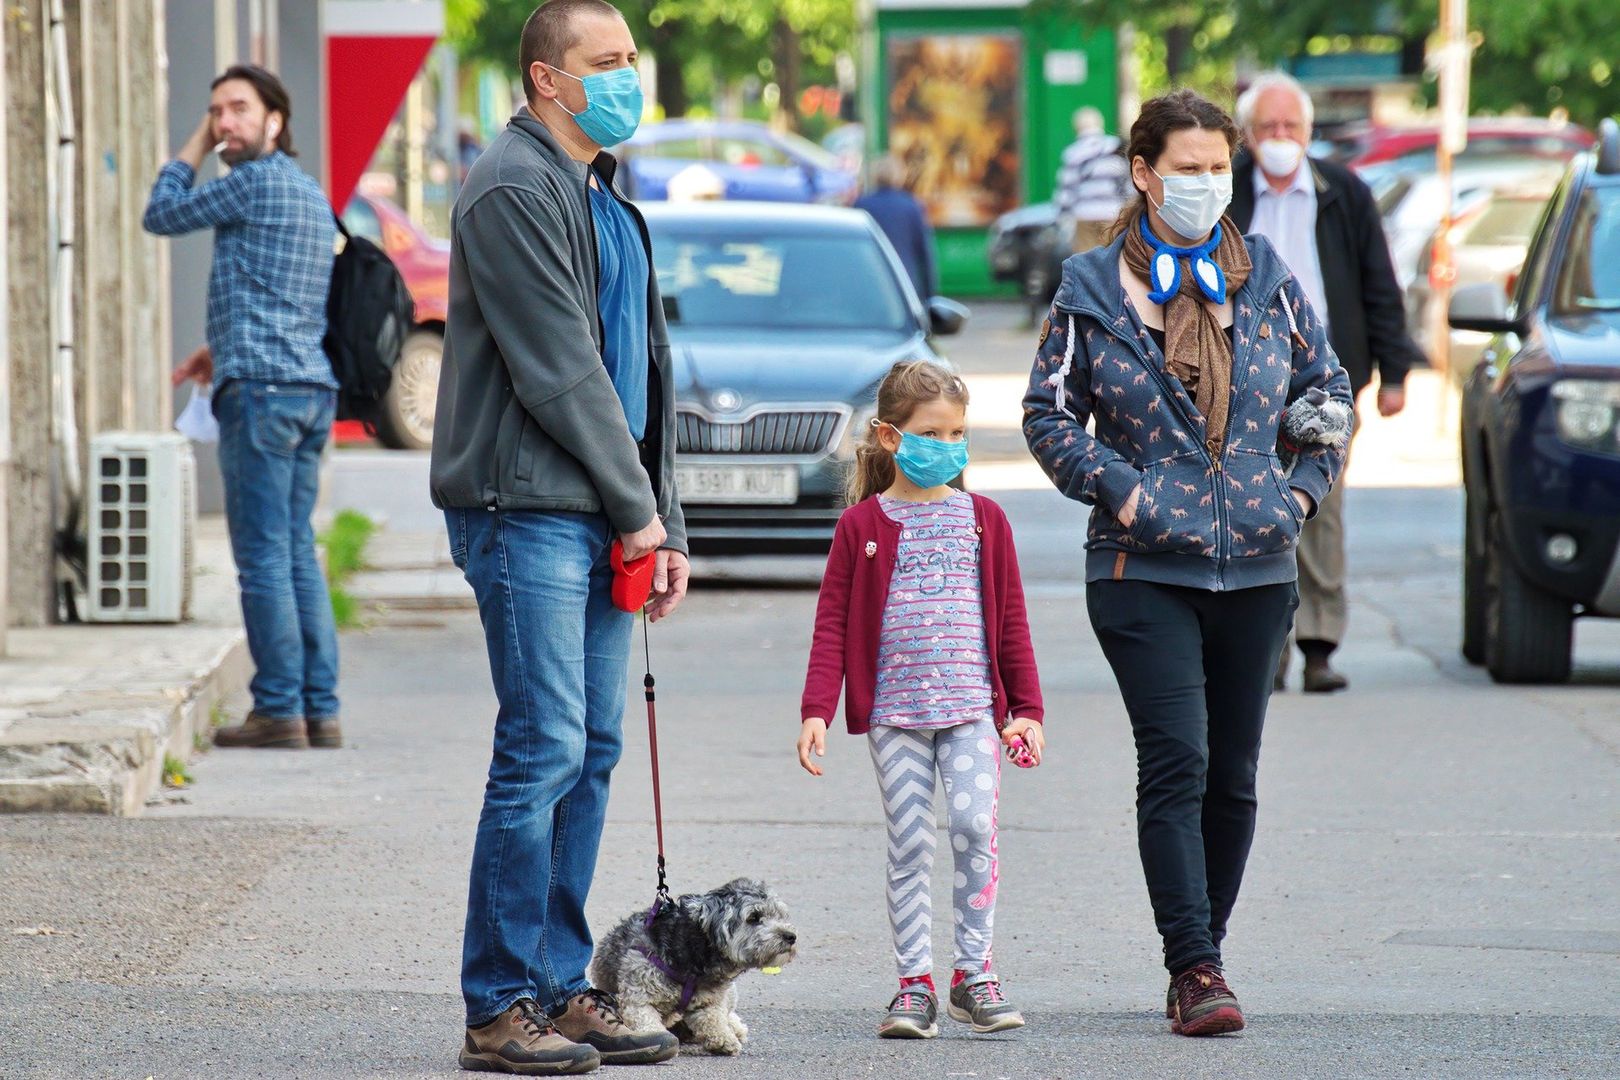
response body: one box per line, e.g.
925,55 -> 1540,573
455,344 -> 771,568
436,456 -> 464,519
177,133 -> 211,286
639,898 -> 698,1012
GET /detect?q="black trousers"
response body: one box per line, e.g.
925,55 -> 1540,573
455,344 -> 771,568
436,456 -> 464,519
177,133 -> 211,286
1087,578 -> 1297,974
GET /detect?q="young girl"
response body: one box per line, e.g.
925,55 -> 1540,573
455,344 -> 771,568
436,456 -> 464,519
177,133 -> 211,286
797,360 -> 1045,1039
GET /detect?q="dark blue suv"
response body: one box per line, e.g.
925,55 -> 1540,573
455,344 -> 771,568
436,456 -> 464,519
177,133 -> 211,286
1451,119 -> 1620,683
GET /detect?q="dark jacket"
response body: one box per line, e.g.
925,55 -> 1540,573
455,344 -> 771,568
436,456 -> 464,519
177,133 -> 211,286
1023,232 -> 1353,591
801,493 -> 1043,735
429,110 -> 686,552
1230,154 -> 1424,396
854,187 -> 937,300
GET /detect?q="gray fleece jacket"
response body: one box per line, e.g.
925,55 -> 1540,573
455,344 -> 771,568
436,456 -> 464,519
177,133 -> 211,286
429,110 -> 686,553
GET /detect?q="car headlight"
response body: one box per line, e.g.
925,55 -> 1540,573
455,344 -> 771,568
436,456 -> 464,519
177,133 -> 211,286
1551,379 -> 1620,448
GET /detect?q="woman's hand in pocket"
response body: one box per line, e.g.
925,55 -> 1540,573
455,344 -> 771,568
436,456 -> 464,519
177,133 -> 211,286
1117,484 -> 1143,530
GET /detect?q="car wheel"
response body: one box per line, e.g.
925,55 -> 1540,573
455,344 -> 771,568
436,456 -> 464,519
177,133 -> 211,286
1483,506 -> 1573,684
1461,457 -> 1486,665
375,329 -> 442,451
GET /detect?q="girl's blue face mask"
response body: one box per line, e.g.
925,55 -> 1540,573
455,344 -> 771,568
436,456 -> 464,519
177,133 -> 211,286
881,421 -> 969,488
546,63 -> 644,147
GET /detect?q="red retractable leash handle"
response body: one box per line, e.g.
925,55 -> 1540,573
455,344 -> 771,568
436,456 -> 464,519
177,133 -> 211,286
610,541 -> 658,614
611,541 -> 672,908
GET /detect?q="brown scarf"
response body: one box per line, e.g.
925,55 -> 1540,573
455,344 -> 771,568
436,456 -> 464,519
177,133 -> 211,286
1122,207 -> 1251,459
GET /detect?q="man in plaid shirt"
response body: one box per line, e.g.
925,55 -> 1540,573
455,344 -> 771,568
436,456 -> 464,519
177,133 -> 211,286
144,65 -> 343,752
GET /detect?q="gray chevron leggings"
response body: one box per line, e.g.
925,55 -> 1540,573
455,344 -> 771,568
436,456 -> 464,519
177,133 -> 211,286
868,719 -> 1002,978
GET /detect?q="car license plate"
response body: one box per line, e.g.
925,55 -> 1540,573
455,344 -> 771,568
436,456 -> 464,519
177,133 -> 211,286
675,464 -> 798,504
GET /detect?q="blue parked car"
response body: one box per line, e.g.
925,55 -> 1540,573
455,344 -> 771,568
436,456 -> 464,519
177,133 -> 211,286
615,119 -> 858,205
1451,119 -> 1620,682
641,201 -> 968,553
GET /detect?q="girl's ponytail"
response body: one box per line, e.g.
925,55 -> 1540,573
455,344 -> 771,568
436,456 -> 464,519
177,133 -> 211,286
846,360 -> 970,505
849,429 -> 897,504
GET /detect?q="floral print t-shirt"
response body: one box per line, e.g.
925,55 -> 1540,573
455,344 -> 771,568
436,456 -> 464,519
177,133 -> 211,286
869,491 -> 994,729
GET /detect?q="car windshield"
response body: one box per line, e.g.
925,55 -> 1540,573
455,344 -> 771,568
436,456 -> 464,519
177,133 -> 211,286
648,227 -> 914,333
1553,185 -> 1620,314
774,129 -> 841,171
1457,196 -> 1548,247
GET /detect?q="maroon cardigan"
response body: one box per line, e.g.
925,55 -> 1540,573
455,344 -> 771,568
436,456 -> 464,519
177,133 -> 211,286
800,492 -> 1044,735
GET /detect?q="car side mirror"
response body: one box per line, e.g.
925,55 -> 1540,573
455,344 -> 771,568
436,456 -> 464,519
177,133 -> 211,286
928,296 -> 970,336
1448,282 -> 1523,335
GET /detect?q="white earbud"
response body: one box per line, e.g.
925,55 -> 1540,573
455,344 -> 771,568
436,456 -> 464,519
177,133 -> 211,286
266,117 -> 281,142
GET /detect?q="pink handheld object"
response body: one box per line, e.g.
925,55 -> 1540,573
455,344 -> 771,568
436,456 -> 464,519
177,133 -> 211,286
1006,735 -> 1035,769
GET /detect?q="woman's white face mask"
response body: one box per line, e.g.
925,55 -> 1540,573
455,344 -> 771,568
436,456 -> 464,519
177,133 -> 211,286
1150,167 -> 1233,239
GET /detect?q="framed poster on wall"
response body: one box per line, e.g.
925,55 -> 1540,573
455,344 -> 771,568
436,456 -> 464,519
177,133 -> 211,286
884,33 -> 1023,228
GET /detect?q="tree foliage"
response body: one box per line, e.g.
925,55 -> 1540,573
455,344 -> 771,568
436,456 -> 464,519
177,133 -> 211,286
1034,0 -> 1620,125
443,0 -> 855,126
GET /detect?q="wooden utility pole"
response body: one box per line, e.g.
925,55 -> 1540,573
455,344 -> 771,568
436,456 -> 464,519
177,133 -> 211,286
1431,0 -> 1471,377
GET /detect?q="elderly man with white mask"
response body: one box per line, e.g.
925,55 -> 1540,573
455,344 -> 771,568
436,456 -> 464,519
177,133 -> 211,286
1228,72 -> 1424,694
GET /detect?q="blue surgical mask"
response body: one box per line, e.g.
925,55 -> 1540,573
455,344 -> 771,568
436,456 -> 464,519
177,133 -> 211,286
546,63 -> 644,147
883,422 -> 969,488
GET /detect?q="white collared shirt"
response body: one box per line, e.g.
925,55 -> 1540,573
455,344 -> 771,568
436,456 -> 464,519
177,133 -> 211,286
1249,161 -> 1329,332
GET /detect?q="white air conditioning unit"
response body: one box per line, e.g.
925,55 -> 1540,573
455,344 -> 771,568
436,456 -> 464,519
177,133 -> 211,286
85,432 -> 196,623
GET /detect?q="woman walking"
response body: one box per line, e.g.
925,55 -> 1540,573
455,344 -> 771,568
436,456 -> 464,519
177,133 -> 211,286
1022,89 -> 1351,1036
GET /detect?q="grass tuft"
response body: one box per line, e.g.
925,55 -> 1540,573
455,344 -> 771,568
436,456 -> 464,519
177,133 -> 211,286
318,510 -> 377,630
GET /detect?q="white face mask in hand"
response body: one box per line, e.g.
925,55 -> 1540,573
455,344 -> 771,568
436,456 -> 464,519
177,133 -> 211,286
174,382 -> 220,443
1150,167 -> 1233,239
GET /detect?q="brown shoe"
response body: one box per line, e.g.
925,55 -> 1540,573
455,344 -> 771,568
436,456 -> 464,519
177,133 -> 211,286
306,716 -> 343,748
1302,657 -> 1349,693
460,1000 -> 599,1075
212,711 -> 309,749
552,989 -> 678,1064
1169,964 -> 1245,1036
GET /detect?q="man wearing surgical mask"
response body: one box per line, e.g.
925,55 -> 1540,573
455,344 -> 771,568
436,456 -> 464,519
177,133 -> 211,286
144,66 -> 344,755
430,0 -> 686,1071
1230,72 -> 1423,694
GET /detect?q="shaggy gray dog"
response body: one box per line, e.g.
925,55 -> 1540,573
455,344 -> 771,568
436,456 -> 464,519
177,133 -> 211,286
589,878 -> 797,1056
1278,385 -> 1353,478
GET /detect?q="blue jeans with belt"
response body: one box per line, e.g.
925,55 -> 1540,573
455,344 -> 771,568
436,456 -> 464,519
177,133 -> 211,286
215,379 -> 340,721
447,507 -> 632,1026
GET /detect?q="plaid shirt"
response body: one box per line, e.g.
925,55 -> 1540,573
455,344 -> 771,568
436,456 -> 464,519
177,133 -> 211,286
144,152 -> 339,390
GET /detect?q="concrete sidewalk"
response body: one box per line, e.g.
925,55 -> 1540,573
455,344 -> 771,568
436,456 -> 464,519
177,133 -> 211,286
0,518 -> 248,815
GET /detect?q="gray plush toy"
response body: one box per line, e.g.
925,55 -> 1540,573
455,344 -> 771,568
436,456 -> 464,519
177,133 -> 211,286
1277,386 -> 1353,478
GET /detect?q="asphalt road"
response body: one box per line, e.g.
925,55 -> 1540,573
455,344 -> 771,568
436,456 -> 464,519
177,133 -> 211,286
3,305 -> 1619,1079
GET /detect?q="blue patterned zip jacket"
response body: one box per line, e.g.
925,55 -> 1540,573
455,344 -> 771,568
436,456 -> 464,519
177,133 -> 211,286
1023,231 -> 1353,591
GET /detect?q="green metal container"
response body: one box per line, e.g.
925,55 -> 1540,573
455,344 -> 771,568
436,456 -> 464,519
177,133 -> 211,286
862,1 -> 1117,296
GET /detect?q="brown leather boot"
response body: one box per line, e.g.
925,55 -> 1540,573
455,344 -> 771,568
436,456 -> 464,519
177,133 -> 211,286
551,989 -> 678,1064
1299,640 -> 1348,693
212,711 -> 309,749
460,1000 -> 599,1075
306,716 -> 343,748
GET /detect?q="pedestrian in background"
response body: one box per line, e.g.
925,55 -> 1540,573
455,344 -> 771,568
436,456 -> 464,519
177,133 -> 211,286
1230,71 -> 1425,693
1055,106 -> 1133,252
799,360 -> 1045,1041
855,156 -> 938,301
143,65 -> 342,751
429,0 -> 688,1073
1024,89 -> 1352,1037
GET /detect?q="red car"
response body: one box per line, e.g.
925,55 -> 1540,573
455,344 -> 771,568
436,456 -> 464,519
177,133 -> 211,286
1325,118 -> 1594,171
338,193 -> 448,449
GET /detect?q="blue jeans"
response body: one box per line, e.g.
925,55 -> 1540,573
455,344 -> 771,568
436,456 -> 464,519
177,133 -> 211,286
446,508 -> 632,1025
215,380 -> 340,721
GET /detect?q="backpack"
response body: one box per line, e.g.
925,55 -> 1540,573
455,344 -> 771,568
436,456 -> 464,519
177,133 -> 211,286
323,212 -> 415,426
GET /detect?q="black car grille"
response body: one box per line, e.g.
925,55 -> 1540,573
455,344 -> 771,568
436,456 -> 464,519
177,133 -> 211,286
676,410 -> 844,456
